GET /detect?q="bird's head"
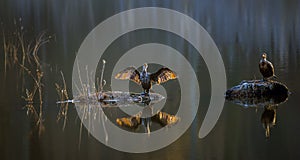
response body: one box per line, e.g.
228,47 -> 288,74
142,63 -> 148,72
262,53 -> 267,60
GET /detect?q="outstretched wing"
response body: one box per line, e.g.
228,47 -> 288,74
150,68 -> 177,84
115,67 -> 141,85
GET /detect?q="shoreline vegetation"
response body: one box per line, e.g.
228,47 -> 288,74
2,24 -> 52,136
1,24 -> 107,145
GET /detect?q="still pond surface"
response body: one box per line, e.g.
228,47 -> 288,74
0,0 -> 300,159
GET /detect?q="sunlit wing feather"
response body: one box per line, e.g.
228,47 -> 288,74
150,68 -> 177,84
114,67 -> 141,84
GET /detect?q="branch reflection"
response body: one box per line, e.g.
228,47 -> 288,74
57,91 -> 179,147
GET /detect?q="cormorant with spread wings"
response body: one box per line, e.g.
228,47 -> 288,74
115,63 -> 177,94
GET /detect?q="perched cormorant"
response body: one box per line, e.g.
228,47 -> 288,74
115,63 -> 177,94
259,53 -> 276,80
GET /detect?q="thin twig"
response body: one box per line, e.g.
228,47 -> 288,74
99,59 -> 106,91
76,60 -> 84,95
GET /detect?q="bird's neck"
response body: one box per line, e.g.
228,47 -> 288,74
142,68 -> 148,74
141,69 -> 148,77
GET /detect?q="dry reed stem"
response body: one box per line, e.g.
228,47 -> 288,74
3,27 -> 50,136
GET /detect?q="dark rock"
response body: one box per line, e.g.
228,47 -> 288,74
225,80 -> 289,107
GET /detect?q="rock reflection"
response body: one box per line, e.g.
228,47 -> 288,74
226,80 -> 289,138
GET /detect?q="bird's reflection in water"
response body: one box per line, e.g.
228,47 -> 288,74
261,105 -> 277,138
116,109 -> 179,134
57,91 -> 179,146
226,88 -> 288,139
97,91 -> 179,133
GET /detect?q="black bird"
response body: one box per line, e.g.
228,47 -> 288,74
115,63 -> 177,94
259,53 -> 276,80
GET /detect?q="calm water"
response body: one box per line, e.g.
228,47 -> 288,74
1,0 -> 300,160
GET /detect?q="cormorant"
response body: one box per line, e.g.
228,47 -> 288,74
259,53 -> 276,80
115,63 -> 177,94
